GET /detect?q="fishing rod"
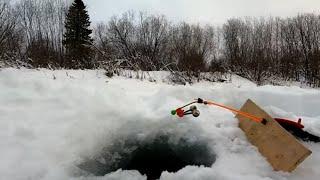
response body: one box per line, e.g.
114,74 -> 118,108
171,98 -> 267,125
171,98 -> 320,143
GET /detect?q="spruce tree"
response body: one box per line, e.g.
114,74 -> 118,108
63,0 -> 93,69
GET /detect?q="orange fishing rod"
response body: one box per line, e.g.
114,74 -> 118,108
171,98 -> 267,125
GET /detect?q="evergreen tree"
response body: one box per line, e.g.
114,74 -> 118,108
63,0 -> 94,69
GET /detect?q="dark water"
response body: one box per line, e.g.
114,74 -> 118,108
79,133 -> 216,180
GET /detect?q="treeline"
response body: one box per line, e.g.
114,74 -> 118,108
1,0 -> 320,86
0,0 -> 66,67
224,17 -> 320,86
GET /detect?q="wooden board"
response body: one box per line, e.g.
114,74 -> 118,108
236,99 -> 312,172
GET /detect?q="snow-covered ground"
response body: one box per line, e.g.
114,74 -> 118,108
1,68 -> 320,180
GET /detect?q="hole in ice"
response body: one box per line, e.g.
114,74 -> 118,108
79,128 -> 216,180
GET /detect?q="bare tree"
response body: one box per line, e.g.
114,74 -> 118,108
170,23 -> 215,75
15,0 -> 67,68
0,0 -> 22,66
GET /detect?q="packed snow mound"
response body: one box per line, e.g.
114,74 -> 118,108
0,68 -> 320,180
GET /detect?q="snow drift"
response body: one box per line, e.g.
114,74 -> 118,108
0,68 -> 320,180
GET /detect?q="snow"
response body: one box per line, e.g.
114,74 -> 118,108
0,68 -> 320,180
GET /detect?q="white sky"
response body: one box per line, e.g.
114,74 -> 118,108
82,0 -> 320,24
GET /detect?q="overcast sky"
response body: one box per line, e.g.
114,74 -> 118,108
83,0 -> 320,24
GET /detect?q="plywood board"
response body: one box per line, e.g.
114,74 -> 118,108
236,99 -> 312,172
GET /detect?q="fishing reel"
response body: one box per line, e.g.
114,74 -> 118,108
171,105 -> 200,118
